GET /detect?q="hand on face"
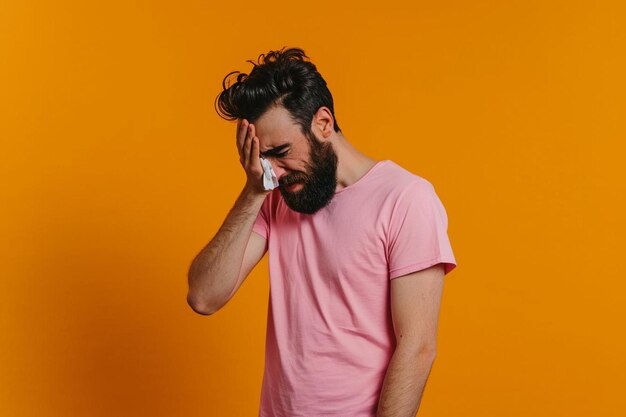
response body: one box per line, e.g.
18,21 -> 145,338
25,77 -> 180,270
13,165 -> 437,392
236,118 -> 270,195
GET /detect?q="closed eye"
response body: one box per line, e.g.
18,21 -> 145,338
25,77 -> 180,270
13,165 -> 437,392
275,151 -> 288,158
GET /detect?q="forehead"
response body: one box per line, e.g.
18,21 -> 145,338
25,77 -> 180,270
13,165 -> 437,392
254,106 -> 302,149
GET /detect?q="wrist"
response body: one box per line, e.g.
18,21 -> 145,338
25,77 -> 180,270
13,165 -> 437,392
242,183 -> 271,200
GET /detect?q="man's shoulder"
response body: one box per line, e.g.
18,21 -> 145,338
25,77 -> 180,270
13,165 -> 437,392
378,160 -> 434,195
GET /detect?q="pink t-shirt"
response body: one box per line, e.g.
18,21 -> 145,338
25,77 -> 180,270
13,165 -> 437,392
252,159 -> 457,416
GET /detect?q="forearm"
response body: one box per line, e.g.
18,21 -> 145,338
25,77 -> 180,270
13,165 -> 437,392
376,345 -> 437,417
187,186 -> 267,313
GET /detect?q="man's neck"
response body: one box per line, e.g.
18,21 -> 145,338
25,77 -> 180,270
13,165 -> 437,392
332,135 -> 378,192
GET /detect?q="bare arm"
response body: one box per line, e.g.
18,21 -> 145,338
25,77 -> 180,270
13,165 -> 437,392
377,264 -> 444,416
187,187 -> 266,314
187,118 -> 270,315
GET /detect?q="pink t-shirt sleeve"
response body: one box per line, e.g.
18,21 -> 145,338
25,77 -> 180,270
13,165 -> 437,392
252,193 -> 270,240
386,180 -> 457,279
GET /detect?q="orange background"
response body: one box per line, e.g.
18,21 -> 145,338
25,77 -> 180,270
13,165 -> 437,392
1,1 -> 625,416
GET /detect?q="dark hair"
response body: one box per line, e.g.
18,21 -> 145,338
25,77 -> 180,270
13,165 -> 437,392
215,47 -> 341,137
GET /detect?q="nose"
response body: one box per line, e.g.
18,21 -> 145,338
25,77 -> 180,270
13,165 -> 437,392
270,162 -> 287,183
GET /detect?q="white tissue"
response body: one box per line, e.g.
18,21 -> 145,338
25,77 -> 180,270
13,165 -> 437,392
260,157 -> 279,190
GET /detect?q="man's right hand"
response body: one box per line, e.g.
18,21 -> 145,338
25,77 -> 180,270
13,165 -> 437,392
237,118 -> 270,196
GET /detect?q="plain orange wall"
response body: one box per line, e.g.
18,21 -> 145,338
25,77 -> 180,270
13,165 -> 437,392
1,1 -> 625,416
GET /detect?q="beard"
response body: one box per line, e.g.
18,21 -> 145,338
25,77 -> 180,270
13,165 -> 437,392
278,130 -> 338,215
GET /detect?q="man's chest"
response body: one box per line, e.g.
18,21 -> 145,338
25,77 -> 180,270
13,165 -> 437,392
271,204 -> 390,278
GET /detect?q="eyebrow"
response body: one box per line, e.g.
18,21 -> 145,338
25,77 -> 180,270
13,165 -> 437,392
260,143 -> 290,158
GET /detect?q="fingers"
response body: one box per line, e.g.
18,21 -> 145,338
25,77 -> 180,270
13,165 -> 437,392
243,122 -> 255,166
247,124 -> 258,166
250,136 -> 259,167
237,118 -> 261,172
237,118 -> 248,155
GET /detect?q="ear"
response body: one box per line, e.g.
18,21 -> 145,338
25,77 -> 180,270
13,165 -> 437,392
311,106 -> 335,140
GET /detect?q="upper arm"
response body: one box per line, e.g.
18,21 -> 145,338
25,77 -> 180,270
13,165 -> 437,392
389,263 -> 445,354
223,231 -> 267,303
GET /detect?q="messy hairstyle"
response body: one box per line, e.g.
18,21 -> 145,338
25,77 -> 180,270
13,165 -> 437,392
215,47 -> 341,137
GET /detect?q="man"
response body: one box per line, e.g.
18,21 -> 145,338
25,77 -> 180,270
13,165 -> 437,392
187,47 -> 457,417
